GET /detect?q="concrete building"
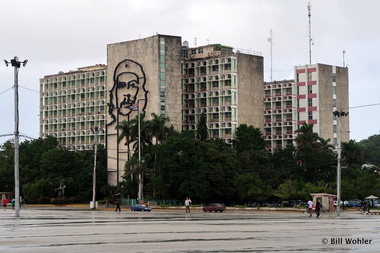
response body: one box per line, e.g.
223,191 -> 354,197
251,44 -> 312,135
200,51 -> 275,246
39,65 -> 107,150
181,43 -> 264,143
106,35 -> 264,185
106,34 -> 183,185
295,63 -> 349,146
263,79 -> 297,152
264,63 -> 349,152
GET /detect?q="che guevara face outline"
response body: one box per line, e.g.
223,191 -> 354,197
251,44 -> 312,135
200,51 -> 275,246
107,59 -> 148,125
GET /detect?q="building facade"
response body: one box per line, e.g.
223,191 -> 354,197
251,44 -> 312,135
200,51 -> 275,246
106,34 -> 183,185
39,65 -> 107,150
181,44 -> 264,143
295,64 -> 350,146
263,79 -> 297,152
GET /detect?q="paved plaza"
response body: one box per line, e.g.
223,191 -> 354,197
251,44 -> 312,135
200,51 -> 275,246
1,206 -> 380,252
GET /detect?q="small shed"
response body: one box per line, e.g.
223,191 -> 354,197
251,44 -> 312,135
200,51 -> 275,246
0,192 -> 12,201
310,193 -> 337,212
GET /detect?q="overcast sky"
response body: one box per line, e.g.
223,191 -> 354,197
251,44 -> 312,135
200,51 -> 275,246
0,0 -> 379,145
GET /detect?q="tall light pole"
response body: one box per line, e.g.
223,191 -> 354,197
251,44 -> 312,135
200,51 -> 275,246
137,99 -> 145,201
333,110 -> 349,216
4,56 -> 28,217
91,126 -> 99,209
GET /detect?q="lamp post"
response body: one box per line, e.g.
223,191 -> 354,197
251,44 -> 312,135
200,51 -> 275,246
137,99 -> 145,201
4,56 -> 28,217
91,126 -> 99,209
333,109 -> 349,216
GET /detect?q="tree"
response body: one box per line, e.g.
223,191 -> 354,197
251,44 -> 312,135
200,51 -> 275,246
146,112 -> 172,144
232,124 -> 266,153
294,123 -> 335,183
342,140 -> 363,168
196,113 -> 208,141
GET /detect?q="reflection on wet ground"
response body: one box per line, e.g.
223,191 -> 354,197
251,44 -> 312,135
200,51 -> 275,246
0,207 -> 379,252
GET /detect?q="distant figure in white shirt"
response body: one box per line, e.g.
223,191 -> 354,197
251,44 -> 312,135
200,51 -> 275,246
185,198 -> 192,213
307,199 -> 313,217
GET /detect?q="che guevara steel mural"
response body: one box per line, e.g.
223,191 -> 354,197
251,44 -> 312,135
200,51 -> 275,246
107,59 -> 148,125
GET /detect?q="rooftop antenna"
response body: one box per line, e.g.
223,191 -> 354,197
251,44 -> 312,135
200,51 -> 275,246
267,29 -> 274,81
308,2 -> 313,65
194,37 -> 197,47
343,50 -> 346,67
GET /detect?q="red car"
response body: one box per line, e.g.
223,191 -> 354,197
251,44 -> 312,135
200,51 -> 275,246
202,203 -> 225,212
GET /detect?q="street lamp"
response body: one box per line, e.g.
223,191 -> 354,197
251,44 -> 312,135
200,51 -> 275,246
91,126 -> 99,209
333,110 -> 349,216
4,56 -> 28,217
137,99 -> 145,201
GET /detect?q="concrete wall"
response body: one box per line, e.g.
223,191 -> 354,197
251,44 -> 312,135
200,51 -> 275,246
236,53 -> 264,131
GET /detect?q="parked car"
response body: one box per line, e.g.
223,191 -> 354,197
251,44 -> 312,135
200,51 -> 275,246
202,203 -> 225,212
130,204 -> 151,212
346,200 -> 363,207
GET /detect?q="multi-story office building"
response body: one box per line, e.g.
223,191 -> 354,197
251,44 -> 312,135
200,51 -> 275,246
39,65 -> 107,150
295,63 -> 349,145
106,35 -> 264,185
39,35 -> 349,186
263,79 -> 297,152
264,63 -> 349,152
181,43 -> 264,143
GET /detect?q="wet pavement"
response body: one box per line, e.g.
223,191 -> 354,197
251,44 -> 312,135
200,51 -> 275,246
1,207 -> 380,252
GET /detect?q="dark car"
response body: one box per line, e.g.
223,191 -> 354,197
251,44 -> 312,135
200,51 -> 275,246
202,203 -> 225,212
131,204 -> 151,212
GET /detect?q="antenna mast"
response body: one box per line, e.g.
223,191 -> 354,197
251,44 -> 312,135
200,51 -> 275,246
267,29 -> 274,81
308,2 -> 312,65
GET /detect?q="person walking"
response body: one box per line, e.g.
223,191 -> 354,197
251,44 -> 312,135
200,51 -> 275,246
2,198 -> 8,210
185,197 -> 192,213
11,198 -> 16,210
115,199 -> 121,212
315,199 -> 322,217
307,199 -> 313,217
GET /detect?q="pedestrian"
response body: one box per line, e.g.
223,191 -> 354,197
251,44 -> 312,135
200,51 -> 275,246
105,200 -> 110,211
115,199 -> 121,212
2,198 -> 8,210
307,198 -> 313,217
315,199 -> 322,217
11,198 -> 16,210
185,197 -> 192,213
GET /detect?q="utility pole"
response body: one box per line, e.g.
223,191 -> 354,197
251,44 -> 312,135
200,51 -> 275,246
137,99 -> 145,201
308,2 -> 312,65
91,126 -> 99,209
267,29 -> 274,81
333,110 -> 349,216
4,56 -> 28,217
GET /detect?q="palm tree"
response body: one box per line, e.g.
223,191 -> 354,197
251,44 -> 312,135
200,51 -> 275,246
124,153 -> 151,200
145,113 -> 172,144
295,123 -> 321,149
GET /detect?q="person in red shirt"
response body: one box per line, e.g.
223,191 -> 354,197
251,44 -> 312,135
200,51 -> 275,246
2,198 -> 8,210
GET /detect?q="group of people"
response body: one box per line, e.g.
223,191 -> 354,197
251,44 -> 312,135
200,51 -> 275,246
2,198 -> 16,210
307,199 -> 322,217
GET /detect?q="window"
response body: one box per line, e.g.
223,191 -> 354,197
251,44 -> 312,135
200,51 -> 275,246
308,111 -> 313,120
198,48 -> 203,54
308,85 -> 312,94
308,98 -> 313,107
332,73 -> 336,82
